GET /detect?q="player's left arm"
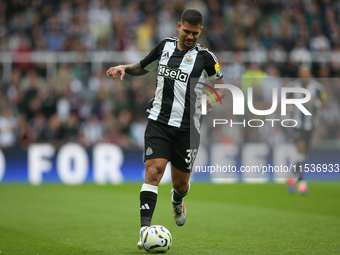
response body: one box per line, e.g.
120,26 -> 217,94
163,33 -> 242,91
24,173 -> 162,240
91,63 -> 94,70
204,77 -> 227,114
198,52 -> 226,113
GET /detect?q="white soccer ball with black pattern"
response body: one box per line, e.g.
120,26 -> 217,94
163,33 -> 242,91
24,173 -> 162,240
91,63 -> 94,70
142,225 -> 172,253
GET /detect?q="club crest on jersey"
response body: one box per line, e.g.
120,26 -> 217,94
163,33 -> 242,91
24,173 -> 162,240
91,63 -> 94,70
146,147 -> 153,156
183,55 -> 193,65
158,65 -> 189,82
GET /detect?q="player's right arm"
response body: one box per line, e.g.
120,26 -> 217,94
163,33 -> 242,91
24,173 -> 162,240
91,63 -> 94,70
106,63 -> 148,81
107,39 -> 165,81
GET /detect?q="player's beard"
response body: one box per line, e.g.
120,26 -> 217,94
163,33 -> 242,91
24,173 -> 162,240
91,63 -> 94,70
182,38 -> 195,49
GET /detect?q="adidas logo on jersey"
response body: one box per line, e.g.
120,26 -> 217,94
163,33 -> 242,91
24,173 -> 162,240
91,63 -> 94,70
162,52 -> 169,58
158,65 -> 189,82
140,203 -> 150,210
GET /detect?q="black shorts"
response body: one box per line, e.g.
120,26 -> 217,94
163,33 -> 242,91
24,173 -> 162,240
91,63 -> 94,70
292,128 -> 313,147
144,120 -> 200,173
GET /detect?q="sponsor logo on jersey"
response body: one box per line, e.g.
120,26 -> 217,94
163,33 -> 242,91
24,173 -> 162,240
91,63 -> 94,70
146,147 -> 153,156
183,55 -> 194,65
158,65 -> 189,82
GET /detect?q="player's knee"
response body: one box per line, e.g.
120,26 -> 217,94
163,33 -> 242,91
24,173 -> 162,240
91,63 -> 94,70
145,165 -> 163,185
173,180 -> 188,194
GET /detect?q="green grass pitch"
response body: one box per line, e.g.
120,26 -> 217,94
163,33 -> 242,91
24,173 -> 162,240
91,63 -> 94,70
0,182 -> 339,254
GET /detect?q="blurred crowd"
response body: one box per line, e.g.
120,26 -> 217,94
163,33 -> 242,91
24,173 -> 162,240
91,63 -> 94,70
2,0 -> 340,54
0,0 -> 340,149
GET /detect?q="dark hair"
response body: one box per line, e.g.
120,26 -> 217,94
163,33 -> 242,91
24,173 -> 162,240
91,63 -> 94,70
181,9 -> 203,26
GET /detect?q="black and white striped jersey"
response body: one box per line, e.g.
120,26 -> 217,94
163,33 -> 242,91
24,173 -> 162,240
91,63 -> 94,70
290,79 -> 327,131
140,37 -> 223,132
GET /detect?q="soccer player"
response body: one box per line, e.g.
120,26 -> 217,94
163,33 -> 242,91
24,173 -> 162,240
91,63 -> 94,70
286,66 -> 327,194
106,9 -> 226,249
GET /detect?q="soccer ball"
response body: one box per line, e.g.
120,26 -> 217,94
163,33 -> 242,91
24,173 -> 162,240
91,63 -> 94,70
142,225 -> 172,253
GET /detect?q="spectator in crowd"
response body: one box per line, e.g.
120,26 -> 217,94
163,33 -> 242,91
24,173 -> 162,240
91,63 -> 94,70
0,108 -> 17,148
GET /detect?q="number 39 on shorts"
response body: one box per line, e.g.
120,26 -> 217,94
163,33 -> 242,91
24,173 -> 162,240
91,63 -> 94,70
185,149 -> 197,170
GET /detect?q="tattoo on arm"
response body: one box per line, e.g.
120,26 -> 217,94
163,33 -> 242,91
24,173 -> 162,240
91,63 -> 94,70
125,63 -> 148,76
212,78 -> 227,100
215,88 -> 226,100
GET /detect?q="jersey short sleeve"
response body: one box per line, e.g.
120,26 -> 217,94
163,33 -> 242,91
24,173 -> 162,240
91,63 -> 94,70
140,40 -> 165,72
202,50 -> 223,81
